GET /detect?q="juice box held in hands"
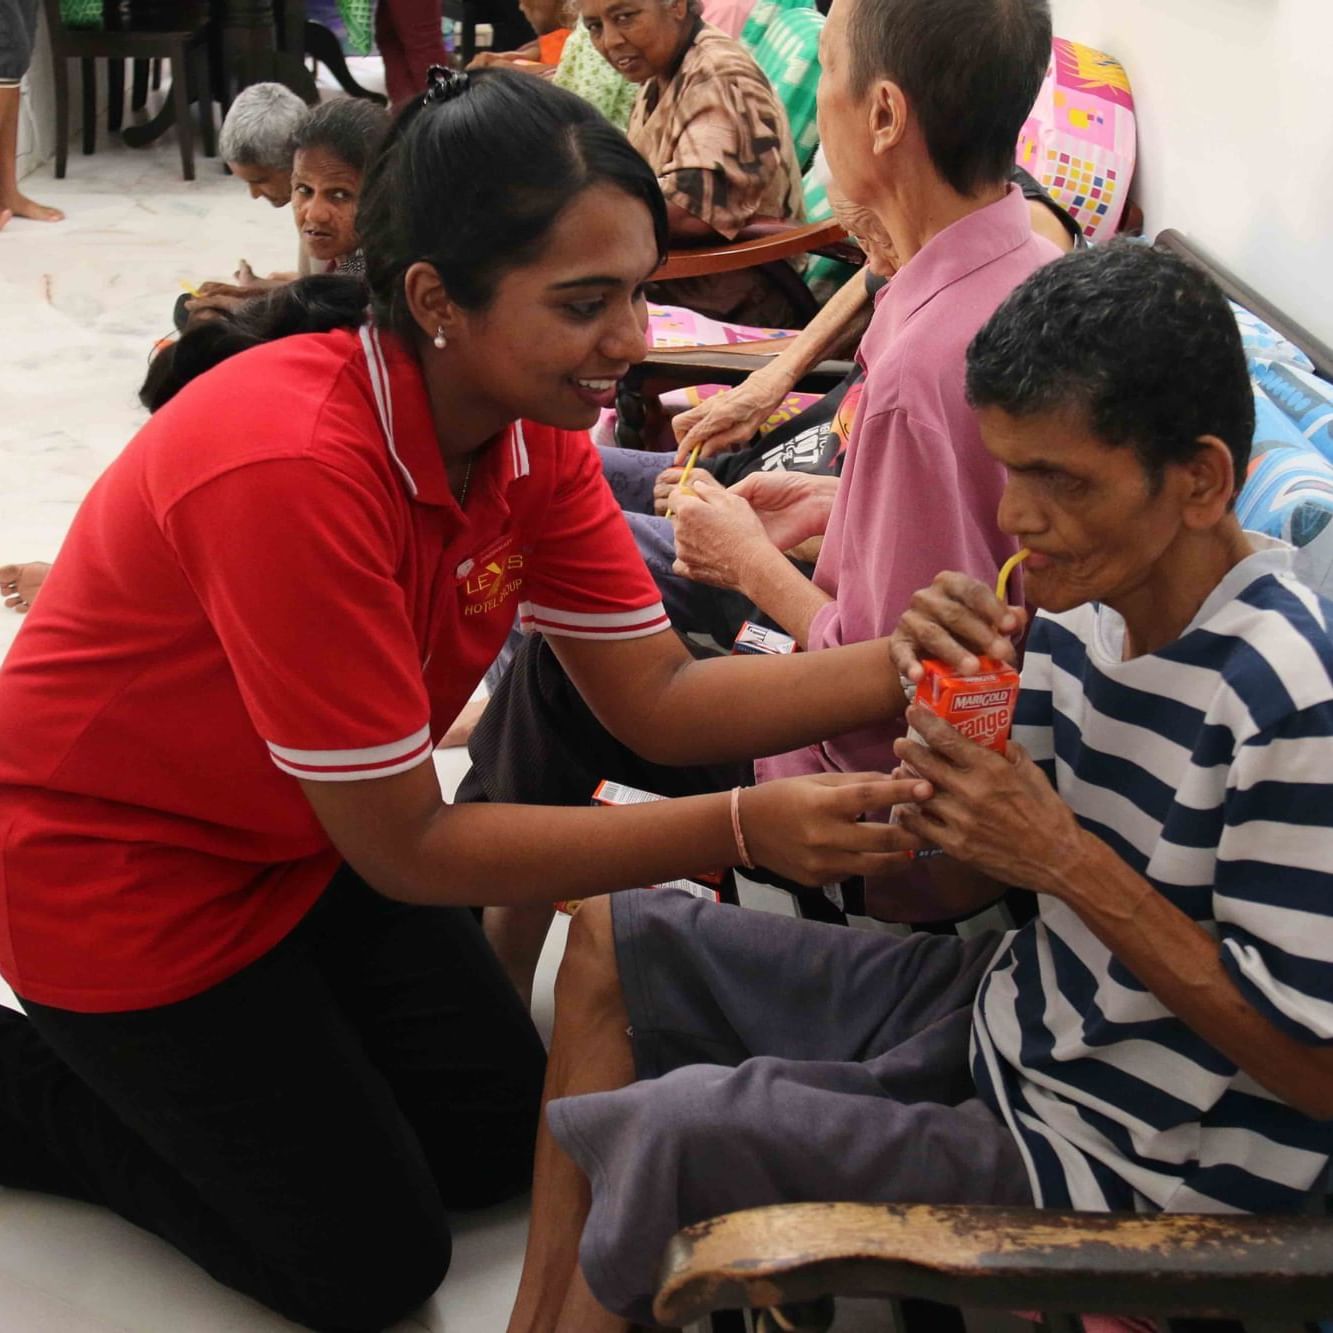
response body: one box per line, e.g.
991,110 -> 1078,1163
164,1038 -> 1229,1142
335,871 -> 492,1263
891,658 -> 1021,857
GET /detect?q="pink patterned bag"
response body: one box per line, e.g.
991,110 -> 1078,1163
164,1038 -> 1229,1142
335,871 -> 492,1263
1018,38 -> 1138,242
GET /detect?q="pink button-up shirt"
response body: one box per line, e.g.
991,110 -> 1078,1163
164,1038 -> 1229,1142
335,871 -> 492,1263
756,187 -> 1061,783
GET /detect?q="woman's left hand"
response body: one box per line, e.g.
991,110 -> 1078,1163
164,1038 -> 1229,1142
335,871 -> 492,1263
669,472 -> 776,592
893,704 -> 1087,895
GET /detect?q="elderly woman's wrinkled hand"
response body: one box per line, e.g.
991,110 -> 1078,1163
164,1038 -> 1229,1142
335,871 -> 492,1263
669,472 -> 775,592
892,704 -> 1085,895
888,570 -> 1027,683
671,371 -> 787,464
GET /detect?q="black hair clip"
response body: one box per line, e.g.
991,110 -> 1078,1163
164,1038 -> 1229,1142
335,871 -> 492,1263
423,66 -> 470,106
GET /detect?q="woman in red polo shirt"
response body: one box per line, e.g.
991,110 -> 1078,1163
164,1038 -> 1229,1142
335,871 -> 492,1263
0,70 -> 930,1330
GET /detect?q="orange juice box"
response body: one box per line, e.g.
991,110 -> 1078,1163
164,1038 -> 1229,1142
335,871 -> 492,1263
912,657 -> 1021,752
891,656 -> 1021,852
554,781 -> 724,914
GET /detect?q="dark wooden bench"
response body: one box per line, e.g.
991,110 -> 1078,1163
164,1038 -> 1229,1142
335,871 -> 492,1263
655,1202 -> 1333,1331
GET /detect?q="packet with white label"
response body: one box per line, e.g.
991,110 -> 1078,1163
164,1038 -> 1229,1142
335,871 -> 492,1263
732,621 -> 798,656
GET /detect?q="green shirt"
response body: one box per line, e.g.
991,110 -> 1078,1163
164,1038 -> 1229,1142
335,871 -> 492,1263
553,21 -> 637,131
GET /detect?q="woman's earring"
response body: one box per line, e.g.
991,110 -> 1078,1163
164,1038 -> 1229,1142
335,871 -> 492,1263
433,327 -> 447,350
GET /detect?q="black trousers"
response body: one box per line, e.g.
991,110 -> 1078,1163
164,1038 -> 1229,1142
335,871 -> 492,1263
0,866 -> 547,1332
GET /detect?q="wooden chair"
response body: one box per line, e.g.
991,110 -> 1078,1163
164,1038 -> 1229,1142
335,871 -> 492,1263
655,1202 -> 1333,1332
42,0 -> 217,181
613,218 -> 856,448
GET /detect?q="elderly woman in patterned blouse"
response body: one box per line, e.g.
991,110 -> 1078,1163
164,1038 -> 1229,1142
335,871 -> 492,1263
580,0 -> 806,325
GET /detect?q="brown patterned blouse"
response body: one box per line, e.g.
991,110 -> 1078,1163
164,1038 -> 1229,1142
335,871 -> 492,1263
630,22 -> 806,326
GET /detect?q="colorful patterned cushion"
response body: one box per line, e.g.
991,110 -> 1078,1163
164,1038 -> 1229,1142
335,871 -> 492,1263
1249,359 -> 1333,468
1017,38 -> 1136,242
1233,301 -> 1316,373
1236,442 -> 1333,551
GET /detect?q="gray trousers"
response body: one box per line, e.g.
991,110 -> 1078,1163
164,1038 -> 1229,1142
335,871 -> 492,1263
548,889 -> 1032,1325
0,0 -> 37,83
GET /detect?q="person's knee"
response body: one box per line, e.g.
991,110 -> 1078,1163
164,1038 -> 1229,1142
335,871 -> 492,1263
274,1214 -> 453,1332
555,896 -> 624,1021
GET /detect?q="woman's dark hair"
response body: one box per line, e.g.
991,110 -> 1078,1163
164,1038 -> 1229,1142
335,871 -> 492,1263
358,68 -> 669,337
140,275 -> 369,412
965,242 -> 1255,502
847,0 -> 1051,196
292,96 -> 392,175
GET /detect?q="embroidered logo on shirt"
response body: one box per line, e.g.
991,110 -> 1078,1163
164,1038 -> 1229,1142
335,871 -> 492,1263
458,536 -> 525,617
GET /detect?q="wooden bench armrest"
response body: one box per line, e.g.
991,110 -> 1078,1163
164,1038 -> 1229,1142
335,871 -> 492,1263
653,221 -> 850,281
653,1202 -> 1333,1326
630,340 -> 855,394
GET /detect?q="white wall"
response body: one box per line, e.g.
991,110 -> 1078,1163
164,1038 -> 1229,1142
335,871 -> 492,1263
1049,0 -> 1333,346
15,16 -> 55,177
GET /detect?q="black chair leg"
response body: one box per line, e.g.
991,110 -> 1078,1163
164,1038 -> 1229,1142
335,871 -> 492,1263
131,57 -> 149,111
170,48 -> 195,180
195,42 -> 216,157
303,20 -> 385,103
207,25 -> 229,115
53,50 -> 70,178
80,57 -> 95,155
107,58 -> 124,132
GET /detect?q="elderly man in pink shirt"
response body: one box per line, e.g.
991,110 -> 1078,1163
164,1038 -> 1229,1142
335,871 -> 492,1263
492,1 -> 1065,1330
669,42 -> 1063,791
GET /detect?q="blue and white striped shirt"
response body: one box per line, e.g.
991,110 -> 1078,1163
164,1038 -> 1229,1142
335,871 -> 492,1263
972,540 -> 1333,1214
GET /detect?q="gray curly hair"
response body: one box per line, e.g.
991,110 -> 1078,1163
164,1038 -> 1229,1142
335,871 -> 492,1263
218,83 -> 311,170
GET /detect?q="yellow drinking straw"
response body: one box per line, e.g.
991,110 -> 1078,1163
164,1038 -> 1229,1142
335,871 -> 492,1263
664,443 -> 702,520
995,547 -> 1031,603
180,280 -> 202,298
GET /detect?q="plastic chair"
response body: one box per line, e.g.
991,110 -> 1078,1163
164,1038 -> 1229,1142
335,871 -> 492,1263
42,0 -> 217,181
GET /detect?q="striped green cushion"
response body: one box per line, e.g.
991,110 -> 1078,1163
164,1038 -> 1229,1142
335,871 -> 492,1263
745,5 -> 824,170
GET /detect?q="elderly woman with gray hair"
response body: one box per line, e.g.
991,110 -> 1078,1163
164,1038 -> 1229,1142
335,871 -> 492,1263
218,81 -> 311,210
189,95 -> 386,319
181,83 -> 314,316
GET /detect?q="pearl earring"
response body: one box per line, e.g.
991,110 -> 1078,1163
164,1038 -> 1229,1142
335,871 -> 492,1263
433,328 -> 447,350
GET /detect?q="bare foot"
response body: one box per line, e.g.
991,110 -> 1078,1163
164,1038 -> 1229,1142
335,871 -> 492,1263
1,562 -> 52,613
2,195 -> 64,224
0,208 -> 11,231
439,696 -> 487,748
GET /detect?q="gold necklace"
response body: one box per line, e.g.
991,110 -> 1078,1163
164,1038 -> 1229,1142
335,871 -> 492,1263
457,455 -> 474,508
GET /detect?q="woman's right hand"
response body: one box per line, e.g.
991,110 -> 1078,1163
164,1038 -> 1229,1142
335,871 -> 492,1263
737,773 -> 929,885
671,369 -> 789,464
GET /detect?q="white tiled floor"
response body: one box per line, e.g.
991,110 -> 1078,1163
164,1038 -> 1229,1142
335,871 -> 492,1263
0,61 -> 574,1332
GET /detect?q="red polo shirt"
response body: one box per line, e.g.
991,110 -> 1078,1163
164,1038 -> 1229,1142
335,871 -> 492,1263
0,327 -> 669,1012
